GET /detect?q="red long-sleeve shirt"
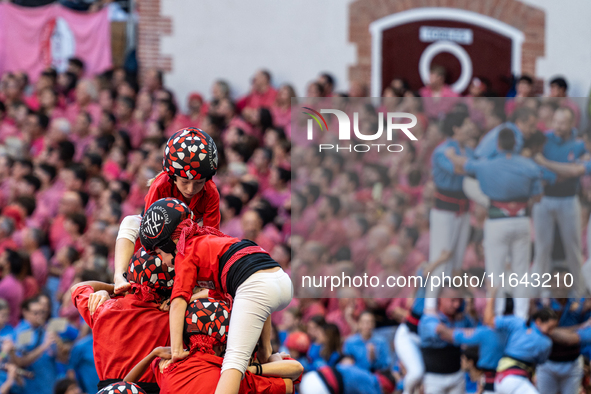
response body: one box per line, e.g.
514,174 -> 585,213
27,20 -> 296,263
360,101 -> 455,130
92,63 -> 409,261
144,172 -> 220,229
170,235 -> 240,303
72,285 -> 170,383
150,352 -> 287,394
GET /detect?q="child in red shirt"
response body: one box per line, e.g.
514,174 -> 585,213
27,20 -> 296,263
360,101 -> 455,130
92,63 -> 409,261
138,198 -> 293,394
114,128 -> 220,295
124,298 -> 302,394
71,247 -> 175,394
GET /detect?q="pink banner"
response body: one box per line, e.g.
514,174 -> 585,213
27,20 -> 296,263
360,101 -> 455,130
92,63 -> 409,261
0,3 -> 112,80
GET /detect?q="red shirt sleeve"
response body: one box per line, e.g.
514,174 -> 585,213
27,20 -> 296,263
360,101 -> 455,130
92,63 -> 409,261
170,242 -> 199,303
71,285 -> 95,328
202,182 -> 220,229
241,372 -> 286,394
144,173 -> 169,212
150,357 -> 162,384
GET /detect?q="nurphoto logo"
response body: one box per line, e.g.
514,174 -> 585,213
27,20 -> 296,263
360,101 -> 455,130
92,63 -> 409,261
302,106 -> 418,153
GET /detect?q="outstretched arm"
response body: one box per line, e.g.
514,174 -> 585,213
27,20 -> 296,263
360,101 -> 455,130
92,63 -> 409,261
248,355 -> 304,381
124,347 -> 171,383
170,297 -> 190,363
71,281 -> 114,294
550,328 -> 581,346
535,154 -> 586,178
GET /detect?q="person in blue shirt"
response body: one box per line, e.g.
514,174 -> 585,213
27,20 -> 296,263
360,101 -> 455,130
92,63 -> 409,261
10,296 -> 58,394
531,107 -> 587,297
532,152 -> 591,295
299,355 -> 396,394
482,296 -> 558,394
0,300 -> 14,341
419,286 -> 474,394
308,323 -> 342,372
427,111 -> 474,302
474,106 -> 537,159
436,320 -> 507,394
343,311 -> 391,372
67,330 -> 99,394
535,297 -> 590,394
448,128 -> 543,320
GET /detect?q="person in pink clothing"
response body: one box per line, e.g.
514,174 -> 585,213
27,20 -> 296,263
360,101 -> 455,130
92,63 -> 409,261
220,195 -> 244,239
24,111 -> 50,158
262,166 -> 290,209
271,84 -> 295,129
22,228 -> 48,289
0,249 -> 24,326
238,69 -> 277,111
66,79 -> 101,128
115,96 -> 145,148
419,64 -> 459,120
38,87 -> 66,120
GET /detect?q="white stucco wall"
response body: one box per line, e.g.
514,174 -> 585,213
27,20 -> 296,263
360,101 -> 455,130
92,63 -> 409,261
521,0 -> 591,98
160,0 -> 591,108
160,0 -> 356,109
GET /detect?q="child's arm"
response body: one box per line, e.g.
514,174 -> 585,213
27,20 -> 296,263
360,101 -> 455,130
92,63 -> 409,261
170,297 -> 190,363
114,215 -> 142,294
124,347 -> 171,382
248,358 -> 304,381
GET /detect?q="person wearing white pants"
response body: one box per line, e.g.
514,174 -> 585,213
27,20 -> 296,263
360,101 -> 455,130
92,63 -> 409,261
448,128 -> 543,320
530,109 -> 587,296
419,288 -> 473,394
426,112 -> 475,303
394,322 -> 424,394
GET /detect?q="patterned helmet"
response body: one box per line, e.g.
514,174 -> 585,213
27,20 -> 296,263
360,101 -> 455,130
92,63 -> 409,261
184,297 -> 231,348
97,382 -> 146,394
127,247 -> 175,294
163,128 -> 218,180
139,198 -> 193,254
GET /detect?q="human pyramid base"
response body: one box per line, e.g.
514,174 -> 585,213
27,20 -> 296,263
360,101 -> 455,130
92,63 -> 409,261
73,127 -> 299,394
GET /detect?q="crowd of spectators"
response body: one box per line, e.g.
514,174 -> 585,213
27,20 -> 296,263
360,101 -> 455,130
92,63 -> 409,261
0,51 -> 585,393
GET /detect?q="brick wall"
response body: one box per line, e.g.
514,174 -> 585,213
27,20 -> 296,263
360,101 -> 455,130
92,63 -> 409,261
349,0 -> 546,88
136,0 -> 172,75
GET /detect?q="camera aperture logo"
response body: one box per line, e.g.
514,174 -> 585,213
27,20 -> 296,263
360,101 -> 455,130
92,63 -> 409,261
302,107 -> 418,153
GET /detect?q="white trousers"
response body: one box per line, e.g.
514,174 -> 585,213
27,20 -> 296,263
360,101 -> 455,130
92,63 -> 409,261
485,217 -> 531,320
394,324 -> 425,394
426,209 -> 471,299
423,370 -> 465,394
495,375 -> 538,394
300,371 -> 331,394
536,358 -> 583,394
222,269 -> 293,374
531,197 -> 584,295
582,215 -> 591,295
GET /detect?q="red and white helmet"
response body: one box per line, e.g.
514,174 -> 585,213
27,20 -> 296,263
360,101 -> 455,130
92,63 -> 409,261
163,128 -> 218,180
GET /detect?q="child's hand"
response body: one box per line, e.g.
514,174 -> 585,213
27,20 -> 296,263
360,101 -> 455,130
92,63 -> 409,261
268,352 -> 291,362
1,339 -> 14,355
89,290 -> 110,315
171,349 -> 190,363
153,347 -> 172,360
159,299 -> 171,312
159,358 -> 173,373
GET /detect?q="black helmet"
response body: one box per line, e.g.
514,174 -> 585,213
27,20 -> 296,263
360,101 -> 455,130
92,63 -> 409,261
139,198 -> 193,254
